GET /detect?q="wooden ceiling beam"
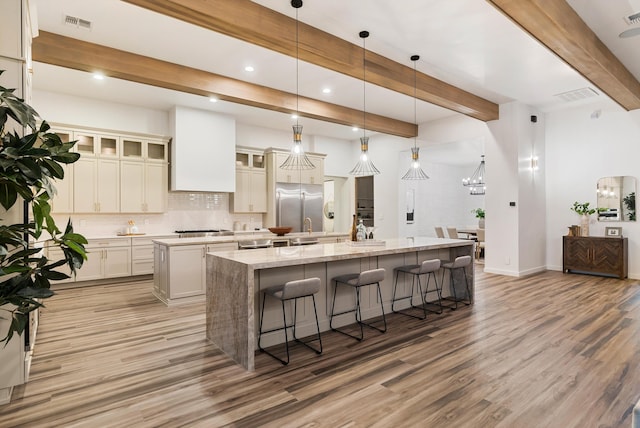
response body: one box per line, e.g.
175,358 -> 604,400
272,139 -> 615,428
122,0 -> 499,121
32,31 -> 417,138
486,0 -> 640,111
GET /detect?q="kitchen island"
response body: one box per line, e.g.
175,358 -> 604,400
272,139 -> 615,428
205,237 -> 474,370
152,232 -> 348,305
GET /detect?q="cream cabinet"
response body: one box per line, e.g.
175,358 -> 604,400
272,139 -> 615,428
73,157 -> 120,213
166,244 -> 205,301
76,238 -> 131,282
49,128 -> 75,214
121,137 -> 168,162
153,241 -> 238,306
233,169 -> 267,213
232,148 -> 267,213
271,150 -> 325,185
44,247 -> 74,284
120,161 -> 167,213
74,132 -> 120,158
45,125 -> 169,214
132,235 -> 175,276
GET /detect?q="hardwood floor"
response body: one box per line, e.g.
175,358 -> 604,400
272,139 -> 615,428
2,268 -> 640,427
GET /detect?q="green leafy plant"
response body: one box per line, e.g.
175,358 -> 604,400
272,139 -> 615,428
471,208 -> 485,219
570,201 -> 596,216
623,192 -> 636,221
1,70 -> 87,344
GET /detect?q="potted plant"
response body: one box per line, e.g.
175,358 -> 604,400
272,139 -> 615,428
623,192 -> 635,221
1,70 -> 87,345
570,201 -> 596,236
472,208 -> 485,228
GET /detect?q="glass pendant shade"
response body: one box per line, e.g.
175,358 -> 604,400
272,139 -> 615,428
462,155 -> 486,195
402,147 -> 429,180
280,0 -> 315,171
280,124 -> 315,169
349,137 -> 380,176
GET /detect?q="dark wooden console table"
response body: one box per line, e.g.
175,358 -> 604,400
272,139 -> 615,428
563,236 -> 628,279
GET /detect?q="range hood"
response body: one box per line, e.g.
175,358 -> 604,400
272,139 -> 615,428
170,106 -> 236,192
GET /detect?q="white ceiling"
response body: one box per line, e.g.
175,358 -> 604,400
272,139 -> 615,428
29,0 -> 640,161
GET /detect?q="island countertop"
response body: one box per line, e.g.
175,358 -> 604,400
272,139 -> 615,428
208,237 -> 472,269
205,237 -> 474,370
152,231 -> 349,247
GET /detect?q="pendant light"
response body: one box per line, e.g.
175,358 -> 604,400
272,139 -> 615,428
349,30 -> 380,176
462,155 -> 486,195
280,0 -> 315,170
402,55 -> 429,180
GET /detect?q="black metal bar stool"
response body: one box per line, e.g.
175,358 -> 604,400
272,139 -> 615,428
330,268 -> 386,341
440,255 -> 472,310
392,259 -> 442,319
258,277 -> 322,365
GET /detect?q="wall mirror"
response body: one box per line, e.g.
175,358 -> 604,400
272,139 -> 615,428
597,176 -> 636,222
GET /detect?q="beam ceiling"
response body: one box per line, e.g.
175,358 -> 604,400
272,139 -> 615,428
487,0 -> 640,111
122,0 -> 500,122
32,31 -> 417,138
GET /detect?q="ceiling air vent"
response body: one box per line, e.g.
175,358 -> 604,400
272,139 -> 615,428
623,11 -> 640,25
554,87 -> 599,103
64,14 -> 92,30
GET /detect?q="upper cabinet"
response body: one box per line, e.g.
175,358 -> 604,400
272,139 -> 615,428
267,148 -> 325,185
121,137 -> 168,163
74,132 -> 120,158
170,106 -> 235,192
47,125 -> 169,214
232,147 -> 267,213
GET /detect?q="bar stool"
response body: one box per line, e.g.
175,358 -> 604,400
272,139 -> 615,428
440,255 -> 472,310
392,259 -> 442,319
330,268 -> 386,341
258,277 -> 322,365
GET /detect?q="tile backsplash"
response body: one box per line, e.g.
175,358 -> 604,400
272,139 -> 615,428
52,192 -> 263,237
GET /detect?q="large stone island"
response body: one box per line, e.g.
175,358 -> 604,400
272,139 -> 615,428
206,237 -> 474,370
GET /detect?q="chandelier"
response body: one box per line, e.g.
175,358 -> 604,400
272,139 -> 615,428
462,155 -> 486,195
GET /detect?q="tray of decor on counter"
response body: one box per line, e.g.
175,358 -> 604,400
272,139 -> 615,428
346,240 -> 386,246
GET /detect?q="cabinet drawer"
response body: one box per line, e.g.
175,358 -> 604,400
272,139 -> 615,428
86,237 -> 131,249
132,259 -> 154,275
132,245 -> 154,260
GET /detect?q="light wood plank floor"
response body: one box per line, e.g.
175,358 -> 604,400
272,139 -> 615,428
2,268 -> 640,427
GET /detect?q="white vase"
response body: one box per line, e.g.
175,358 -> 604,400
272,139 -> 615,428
580,214 -> 590,236
478,218 -> 485,229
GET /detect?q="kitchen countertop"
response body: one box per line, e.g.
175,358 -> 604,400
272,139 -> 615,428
153,231 -> 349,246
208,237 -> 472,268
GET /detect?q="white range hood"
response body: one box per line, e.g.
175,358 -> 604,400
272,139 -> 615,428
169,106 -> 235,192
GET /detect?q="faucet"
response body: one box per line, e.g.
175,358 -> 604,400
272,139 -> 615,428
304,217 -> 312,234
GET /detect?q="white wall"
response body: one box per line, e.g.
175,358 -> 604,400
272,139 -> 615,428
33,91 -> 170,136
399,158 -> 483,239
545,104 -> 640,278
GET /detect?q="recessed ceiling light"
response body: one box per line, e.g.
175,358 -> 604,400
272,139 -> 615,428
322,88 -> 331,94
209,97 -> 218,103
291,114 -> 298,119
619,27 -> 640,38
93,73 -> 105,80
352,127 -> 359,132
244,66 -> 255,72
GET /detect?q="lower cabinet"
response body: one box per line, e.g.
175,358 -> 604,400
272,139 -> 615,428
563,235 -> 628,279
153,242 -> 238,306
76,239 -> 131,282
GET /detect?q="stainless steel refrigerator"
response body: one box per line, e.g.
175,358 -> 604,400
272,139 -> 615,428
275,183 -> 323,233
